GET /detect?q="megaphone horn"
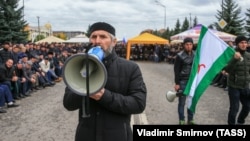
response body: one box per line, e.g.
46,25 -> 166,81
166,90 -> 183,102
62,46 -> 107,96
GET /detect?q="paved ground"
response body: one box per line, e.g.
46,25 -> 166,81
0,80 -> 77,141
0,61 -> 249,141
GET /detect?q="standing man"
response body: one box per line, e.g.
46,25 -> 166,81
174,37 -> 195,125
224,35 -> 250,125
63,22 -> 147,141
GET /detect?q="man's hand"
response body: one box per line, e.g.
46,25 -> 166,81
174,84 -> 180,92
12,76 -> 18,81
21,77 -> 26,83
234,52 -> 242,60
89,88 -> 105,101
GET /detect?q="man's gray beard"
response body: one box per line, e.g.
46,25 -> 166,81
104,46 -> 113,57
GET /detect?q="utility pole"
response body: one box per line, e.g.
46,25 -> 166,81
37,16 -> 40,41
23,0 -> 24,20
189,13 -> 192,29
155,0 -> 166,29
222,0 -> 224,18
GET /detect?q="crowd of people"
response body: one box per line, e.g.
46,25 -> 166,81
0,37 -> 139,114
0,39 -> 139,114
0,41 -> 88,113
127,42 -> 194,64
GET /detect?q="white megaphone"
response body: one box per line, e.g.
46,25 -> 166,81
80,47 -> 104,78
166,90 -> 183,102
62,46 -> 107,96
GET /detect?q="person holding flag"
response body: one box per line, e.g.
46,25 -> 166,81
224,35 -> 250,125
181,25 -> 236,125
174,37 -> 195,125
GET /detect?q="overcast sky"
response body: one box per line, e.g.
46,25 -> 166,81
20,0 -> 250,39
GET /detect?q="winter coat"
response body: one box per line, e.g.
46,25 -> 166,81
224,50 -> 250,89
0,63 -> 15,83
63,50 -> 147,141
0,48 -> 12,65
174,50 -> 195,84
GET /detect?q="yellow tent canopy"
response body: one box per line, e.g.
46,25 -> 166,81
126,32 -> 169,60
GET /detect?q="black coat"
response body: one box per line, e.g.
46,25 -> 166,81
224,50 -> 250,89
0,63 -> 15,83
63,51 -> 147,141
0,48 -> 13,65
174,50 -> 195,85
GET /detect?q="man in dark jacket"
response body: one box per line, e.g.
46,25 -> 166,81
224,35 -> 250,125
0,58 -> 16,90
63,22 -> 147,141
0,59 -> 24,101
174,37 -> 195,125
0,42 -> 13,65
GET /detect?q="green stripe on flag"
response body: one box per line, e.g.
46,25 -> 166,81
183,26 -> 207,96
183,25 -> 235,113
188,47 -> 234,112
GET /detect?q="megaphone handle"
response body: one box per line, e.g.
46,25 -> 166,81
176,90 -> 184,97
82,53 -> 90,118
81,97 -> 90,118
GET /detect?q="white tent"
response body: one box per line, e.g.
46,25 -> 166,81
35,36 -> 65,44
64,34 -> 89,43
170,24 -> 236,43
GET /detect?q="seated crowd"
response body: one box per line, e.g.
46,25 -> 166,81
127,43 -> 186,64
0,41 -> 82,113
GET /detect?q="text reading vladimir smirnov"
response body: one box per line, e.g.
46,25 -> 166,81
136,128 -> 246,137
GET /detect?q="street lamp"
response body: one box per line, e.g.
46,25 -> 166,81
155,0 -> 166,29
37,16 -> 40,40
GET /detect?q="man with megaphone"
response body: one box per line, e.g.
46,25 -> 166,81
63,22 -> 147,141
173,37 -> 195,125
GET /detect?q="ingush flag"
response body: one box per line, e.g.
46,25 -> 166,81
183,25 -> 235,113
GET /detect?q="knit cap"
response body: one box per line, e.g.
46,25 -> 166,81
235,35 -> 247,45
89,22 -> 115,36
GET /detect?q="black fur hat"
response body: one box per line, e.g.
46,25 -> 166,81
89,22 -> 115,36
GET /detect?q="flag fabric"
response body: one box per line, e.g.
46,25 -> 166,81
183,25 -> 235,113
122,37 -> 127,44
